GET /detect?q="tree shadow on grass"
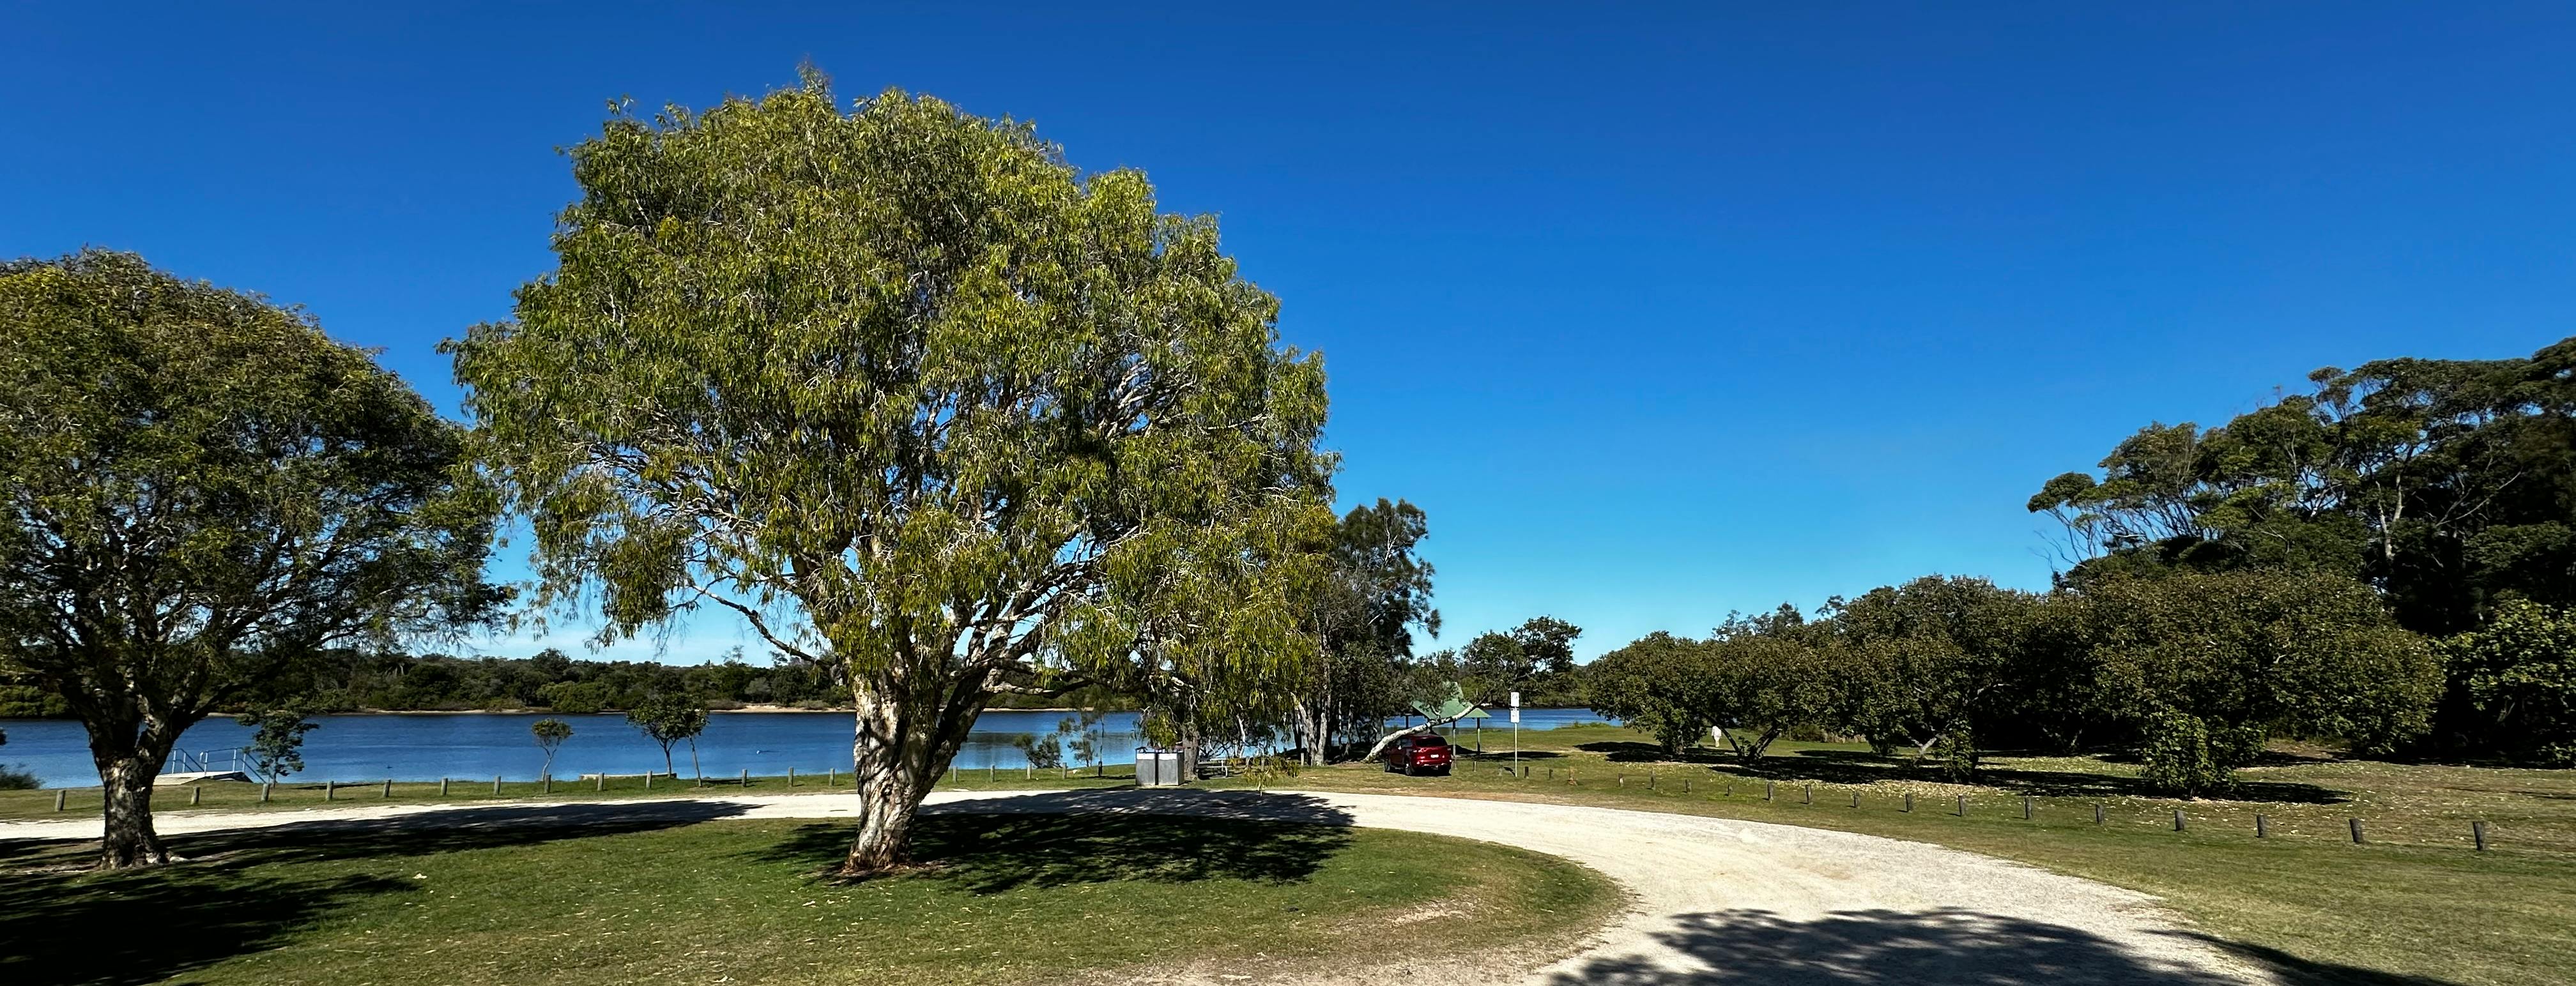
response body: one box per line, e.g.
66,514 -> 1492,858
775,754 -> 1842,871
0,801 -> 747,986
1572,743 -> 2345,806
753,789 -> 1356,893
1548,908 -> 2457,986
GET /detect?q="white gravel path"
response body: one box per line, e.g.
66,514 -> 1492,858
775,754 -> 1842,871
0,787 -> 2274,985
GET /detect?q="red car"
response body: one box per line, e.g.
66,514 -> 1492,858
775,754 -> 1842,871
1381,734 -> 1453,776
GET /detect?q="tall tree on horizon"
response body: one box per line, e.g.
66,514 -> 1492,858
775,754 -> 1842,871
448,72 -> 1335,875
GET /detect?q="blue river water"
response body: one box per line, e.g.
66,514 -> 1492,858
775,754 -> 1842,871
0,708 -> 1608,787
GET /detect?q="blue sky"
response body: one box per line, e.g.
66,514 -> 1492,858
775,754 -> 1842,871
6,4 -> 2572,662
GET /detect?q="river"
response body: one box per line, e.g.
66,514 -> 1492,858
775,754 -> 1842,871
0,708 -> 1609,787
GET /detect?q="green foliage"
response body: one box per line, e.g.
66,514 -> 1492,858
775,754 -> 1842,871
234,709 -> 319,785
2137,708 -> 2266,798
1584,632 -> 1720,754
539,680 -> 613,714
0,764 -> 34,790
2032,336 -> 2576,640
1,249 -> 500,865
2081,570 -> 2441,777
448,72 -> 1333,867
531,717 -> 575,777
625,694 -> 709,777
2444,599 -> 2576,765
1822,575 -> 2051,775
1298,499 -> 1441,761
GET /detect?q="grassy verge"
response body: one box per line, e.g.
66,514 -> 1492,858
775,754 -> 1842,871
0,810 -> 1619,986
0,765 -> 1144,822
1225,724 -> 2576,986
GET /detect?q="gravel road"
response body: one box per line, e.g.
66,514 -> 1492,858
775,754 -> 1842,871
1,787 -> 2273,984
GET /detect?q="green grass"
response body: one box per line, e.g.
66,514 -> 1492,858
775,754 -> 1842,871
0,808 -> 1620,986
0,764 -> 1144,821
1243,724 -> 2576,986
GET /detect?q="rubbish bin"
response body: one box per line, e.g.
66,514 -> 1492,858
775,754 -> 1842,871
1135,747 -> 1182,786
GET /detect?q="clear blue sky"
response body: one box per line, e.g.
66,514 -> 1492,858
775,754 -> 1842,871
7,4 -> 2572,662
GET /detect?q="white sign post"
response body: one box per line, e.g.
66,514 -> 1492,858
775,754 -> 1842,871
1509,692 -> 1521,775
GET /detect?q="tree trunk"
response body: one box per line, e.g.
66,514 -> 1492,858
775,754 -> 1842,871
90,728 -> 178,869
839,677 -> 979,877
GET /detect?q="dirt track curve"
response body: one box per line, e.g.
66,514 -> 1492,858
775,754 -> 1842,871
0,787 -> 2274,985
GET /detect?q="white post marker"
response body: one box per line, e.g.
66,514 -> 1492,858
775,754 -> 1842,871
1509,691 -> 1521,775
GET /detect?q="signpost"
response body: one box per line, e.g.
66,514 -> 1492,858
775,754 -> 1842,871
1510,691 -> 1521,775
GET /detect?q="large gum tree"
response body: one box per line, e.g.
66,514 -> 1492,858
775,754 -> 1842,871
0,250 -> 499,868
448,74 -> 1335,876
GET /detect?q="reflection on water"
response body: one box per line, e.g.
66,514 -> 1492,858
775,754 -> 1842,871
0,707 -> 1609,787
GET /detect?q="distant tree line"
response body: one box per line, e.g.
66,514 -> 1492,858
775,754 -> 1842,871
1590,335 -> 2576,788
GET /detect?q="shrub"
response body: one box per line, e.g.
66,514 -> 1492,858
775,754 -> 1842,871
0,764 -> 38,790
2140,709 -> 2266,798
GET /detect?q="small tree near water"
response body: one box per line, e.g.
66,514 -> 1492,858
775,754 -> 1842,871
236,709 -> 318,787
532,718 -> 574,780
626,695 -> 707,780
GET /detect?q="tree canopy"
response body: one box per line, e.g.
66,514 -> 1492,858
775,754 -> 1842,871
448,73 -> 1335,874
0,249 -> 498,867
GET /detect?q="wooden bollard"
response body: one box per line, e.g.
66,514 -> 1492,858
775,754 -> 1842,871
2473,821 -> 2488,851
325,780 -> 335,801
191,785 -> 202,807
2096,803 -> 2106,826
493,775 -> 502,795
1683,777 -> 1692,793
645,772 -> 653,791
1850,790 -> 1859,808
2022,796 -> 2032,820
740,768 -> 749,787
1804,784 -> 1813,805
829,767 -> 836,787
1618,774 -> 1625,788
1956,794 -> 1966,817
262,782 -> 273,803
383,778 -> 392,798
597,773 -> 605,792
542,776 -> 552,794
1648,771 -> 1655,790
1903,793 -> 1913,812
2255,814 -> 2268,838
788,767 -> 796,787
440,777 -> 450,796
2349,817 -> 2366,844
1764,780 -> 1774,801
1724,782 -> 1733,797
2173,809 -> 2186,832
54,789 -> 66,812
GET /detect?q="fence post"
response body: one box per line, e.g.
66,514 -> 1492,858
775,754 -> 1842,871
263,781 -> 273,803
543,775 -> 552,795
740,768 -> 749,788
2256,814 -> 2268,838
1850,790 -> 1859,808
1618,774 -> 1625,788
383,778 -> 392,799
1648,771 -> 1655,790
192,785 -> 203,807
1804,784 -> 1813,805
325,780 -> 334,801
1903,793 -> 1913,813
645,772 -> 652,791
828,767 -> 836,787
2349,817 -> 2366,844
2473,821 -> 2488,851
2095,803 -> 2105,826
493,775 -> 502,795
2173,809 -> 2186,832
1765,780 -> 1774,801
440,777 -> 449,797
597,773 -> 605,792
1955,794 -> 1966,817
2023,796 -> 2033,820
54,789 -> 65,812
788,767 -> 797,787
1684,777 -> 1692,793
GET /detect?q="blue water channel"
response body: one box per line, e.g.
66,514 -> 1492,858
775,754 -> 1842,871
0,708 -> 1609,788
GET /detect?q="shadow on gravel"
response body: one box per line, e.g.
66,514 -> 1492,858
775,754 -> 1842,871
756,789 -> 1358,893
0,801 -> 746,986
1549,908 -> 2447,986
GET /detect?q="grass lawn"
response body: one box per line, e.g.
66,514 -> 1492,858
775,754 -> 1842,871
1216,723 -> 2576,986
0,807 -> 1620,986
0,764 -> 1145,822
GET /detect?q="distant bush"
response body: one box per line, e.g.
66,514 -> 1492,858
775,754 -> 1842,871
0,764 -> 37,790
